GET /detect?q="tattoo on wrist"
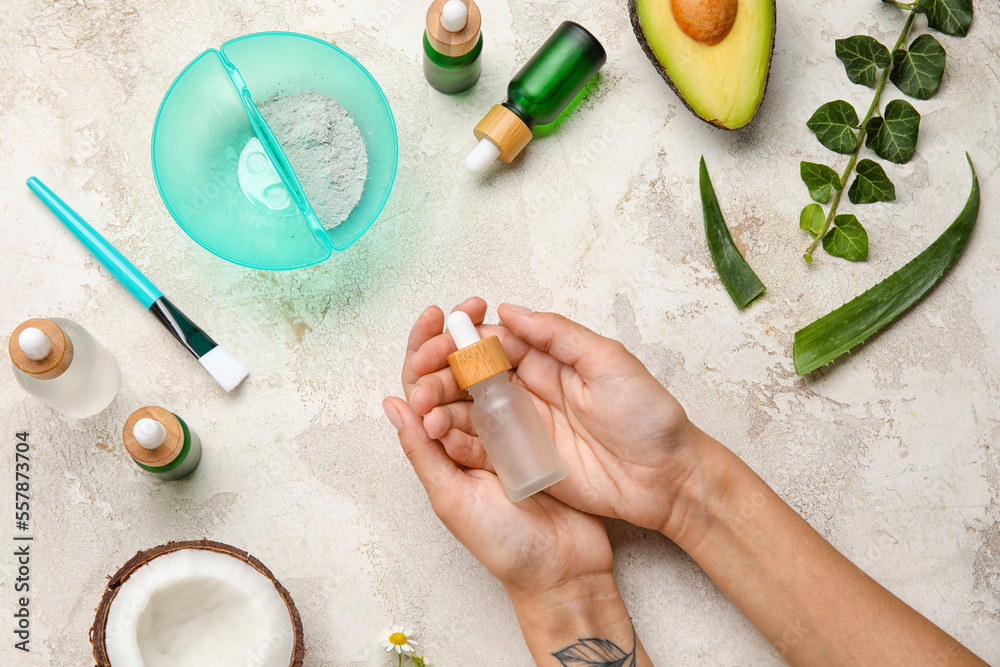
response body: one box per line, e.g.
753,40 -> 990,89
552,624 -> 636,667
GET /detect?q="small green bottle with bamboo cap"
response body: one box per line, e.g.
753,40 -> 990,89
122,406 -> 202,481
466,20 -> 607,173
423,0 -> 483,94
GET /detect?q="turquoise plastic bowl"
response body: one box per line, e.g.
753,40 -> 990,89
152,32 -> 398,270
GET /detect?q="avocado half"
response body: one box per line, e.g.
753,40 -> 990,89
629,0 -> 775,130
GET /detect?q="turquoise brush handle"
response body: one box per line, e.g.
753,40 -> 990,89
27,177 -> 163,309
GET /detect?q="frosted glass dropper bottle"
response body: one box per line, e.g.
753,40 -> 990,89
446,311 -> 566,502
9,318 -> 119,418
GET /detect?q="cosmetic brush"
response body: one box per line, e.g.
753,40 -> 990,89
27,177 -> 249,392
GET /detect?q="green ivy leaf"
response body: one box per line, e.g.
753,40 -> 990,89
848,159 -> 897,204
865,99 -> 921,164
822,214 -> 869,261
807,101 -> 860,154
800,162 -> 843,203
835,35 -> 891,87
890,34 -> 947,100
917,0 -> 973,37
800,203 -> 826,237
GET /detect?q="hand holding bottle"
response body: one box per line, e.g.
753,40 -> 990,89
404,297 -> 708,542
383,392 -> 612,594
383,303 -> 650,664
386,301 -> 612,593
394,298 -> 987,665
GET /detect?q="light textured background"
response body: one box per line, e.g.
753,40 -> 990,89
1,0 -> 998,664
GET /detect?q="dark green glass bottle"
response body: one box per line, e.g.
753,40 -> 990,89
423,0 -> 483,94
423,32 -> 483,94
506,21 -> 606,128
467,21 -> 606,173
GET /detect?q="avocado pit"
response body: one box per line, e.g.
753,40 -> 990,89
629,0 -> 774,130
671,0 -> 738,46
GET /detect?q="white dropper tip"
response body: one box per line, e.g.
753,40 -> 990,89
133,418 -> 167,450
440,0 -> 468,32
18,327 -> 52,361
465,137 -> 501,175
447,311 -> 482,350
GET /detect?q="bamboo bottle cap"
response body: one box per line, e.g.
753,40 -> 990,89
9,318 -> 74,380
426,0 -> 481,57
474,105 -> 533,163
122,406 -> 184,468
447,335 -> 512,390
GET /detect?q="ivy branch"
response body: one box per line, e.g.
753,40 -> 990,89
803,12 -> 915,262
799,0 -> 972,263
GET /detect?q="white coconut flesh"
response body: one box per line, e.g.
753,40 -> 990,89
103,549 -> 295,667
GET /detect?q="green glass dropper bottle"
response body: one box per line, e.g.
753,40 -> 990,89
123,406 -> 203,481
423,0 -> 483,94
466,21 -> 607,173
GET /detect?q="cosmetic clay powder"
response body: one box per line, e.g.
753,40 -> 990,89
256,90 -> 368,229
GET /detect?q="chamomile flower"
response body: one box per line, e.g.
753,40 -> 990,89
380,625 -> 418,654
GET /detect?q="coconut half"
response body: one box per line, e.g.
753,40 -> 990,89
91,540 -> 304,667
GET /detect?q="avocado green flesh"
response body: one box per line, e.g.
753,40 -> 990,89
630,0 -> 775,129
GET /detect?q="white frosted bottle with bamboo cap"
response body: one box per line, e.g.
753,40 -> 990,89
446,311 -> 566,502
122,406 -> 202,480
8,318 -> 120,418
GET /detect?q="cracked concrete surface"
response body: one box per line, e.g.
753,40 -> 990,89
1,0 -> 998,664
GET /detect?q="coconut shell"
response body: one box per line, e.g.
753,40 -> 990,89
90,539 -> 305,667
628,0 -> 776,130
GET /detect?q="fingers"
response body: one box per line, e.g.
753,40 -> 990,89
424,401 -> 475,440
417,393 -> 493,474
411,322 -> 518,376
402,298 -> 488,401
402,306 -> 444,401
397,393 -> 491,473
454,296 -> 489,322
497,303 -> 624,376
410,306 -> 569,414
441,429 -> 494,472
382,397 -> 466,501
407,300 -> 591,432
408,298 -> 531,414
410,367 -> 468,416
410,328 -> 559,413
409,299 -> 494,377
503,350 -> 568,407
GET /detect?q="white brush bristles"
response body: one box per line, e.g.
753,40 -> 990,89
198,346 -> 249,392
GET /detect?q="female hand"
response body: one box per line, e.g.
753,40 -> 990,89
382,392 -> 614,597
403,298 -> 713,542
385,305 -> 650,665
396,300 -> 988,666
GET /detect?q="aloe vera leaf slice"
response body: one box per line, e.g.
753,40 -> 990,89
700,157 -> 766,309
793,155 -> 980,374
